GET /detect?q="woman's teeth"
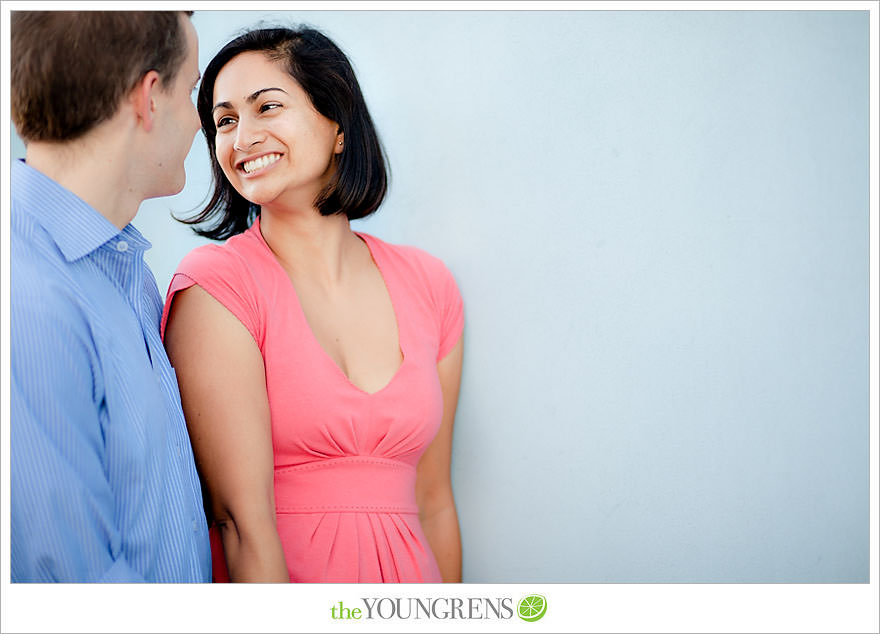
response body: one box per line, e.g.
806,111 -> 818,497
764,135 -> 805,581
242,153 -> 281,174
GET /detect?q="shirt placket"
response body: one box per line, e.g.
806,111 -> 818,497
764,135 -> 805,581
136,261 -> 208,568
145,261 -> 208,569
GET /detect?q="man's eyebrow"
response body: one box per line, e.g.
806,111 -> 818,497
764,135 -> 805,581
212,87 -> 288,114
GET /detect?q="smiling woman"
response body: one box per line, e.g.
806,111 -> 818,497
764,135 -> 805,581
180,28 -> 388,240
210,51 -> 342,213
161,27 -> 464,584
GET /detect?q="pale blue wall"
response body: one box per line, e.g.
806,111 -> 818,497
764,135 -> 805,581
12,10 -> 870,582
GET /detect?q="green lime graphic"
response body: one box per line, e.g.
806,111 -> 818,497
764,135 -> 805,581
517,594 -> 547,622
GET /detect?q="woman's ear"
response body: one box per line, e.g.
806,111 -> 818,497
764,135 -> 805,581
130,70 -> 161,132
335,129 -> 344,154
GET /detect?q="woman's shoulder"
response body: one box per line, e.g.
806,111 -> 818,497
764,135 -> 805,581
175,225 -> 263,279
358,231 -> 451,281
358,232 -> 462,324
165,225 -> 268,343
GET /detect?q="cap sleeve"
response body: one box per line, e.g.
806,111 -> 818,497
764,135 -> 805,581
161,245 -> 263,347
435,260 -> 464,362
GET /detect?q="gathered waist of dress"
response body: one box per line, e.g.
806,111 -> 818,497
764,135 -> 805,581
273,456 -> 419,514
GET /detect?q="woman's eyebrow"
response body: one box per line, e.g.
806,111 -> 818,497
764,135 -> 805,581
212,87 -> 289,114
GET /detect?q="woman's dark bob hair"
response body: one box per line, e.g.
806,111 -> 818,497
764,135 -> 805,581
181,26 -> 388,240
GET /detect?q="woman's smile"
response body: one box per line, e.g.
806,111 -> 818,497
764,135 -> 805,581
238,152 -> 283,175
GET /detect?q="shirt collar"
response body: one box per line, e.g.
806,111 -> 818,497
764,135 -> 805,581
12,159 -> 151,262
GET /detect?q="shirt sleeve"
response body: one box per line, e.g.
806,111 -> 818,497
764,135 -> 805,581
10,287 -> 145,582
161,245 -> 262,347
435,259 -> 465,362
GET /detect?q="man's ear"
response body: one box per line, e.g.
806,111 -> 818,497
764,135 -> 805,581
131,70 -> 161,132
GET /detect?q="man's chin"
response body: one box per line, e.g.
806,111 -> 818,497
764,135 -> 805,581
146,175 -> 186,200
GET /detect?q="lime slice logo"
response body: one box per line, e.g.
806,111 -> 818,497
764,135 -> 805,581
517,594 -> 547,622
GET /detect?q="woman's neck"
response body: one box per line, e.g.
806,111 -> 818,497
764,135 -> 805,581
258,208 -> 363,287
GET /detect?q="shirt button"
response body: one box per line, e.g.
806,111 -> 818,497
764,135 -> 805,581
177,444 -> 182,458
192,520 -> 199,532
116,240 -> 129,252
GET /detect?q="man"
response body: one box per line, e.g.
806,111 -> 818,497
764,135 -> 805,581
10,11 -> 211,582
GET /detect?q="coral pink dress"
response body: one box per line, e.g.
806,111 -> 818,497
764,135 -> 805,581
161,218 -> 463,582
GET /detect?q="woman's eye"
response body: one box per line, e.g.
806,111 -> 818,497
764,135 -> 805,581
215,116 -> 235,128
259,102 -> 281,113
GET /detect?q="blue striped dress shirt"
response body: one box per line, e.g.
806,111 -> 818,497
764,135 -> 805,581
10,159 -> 211,582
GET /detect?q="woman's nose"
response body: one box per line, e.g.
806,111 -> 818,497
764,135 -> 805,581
233,117 -> 265,152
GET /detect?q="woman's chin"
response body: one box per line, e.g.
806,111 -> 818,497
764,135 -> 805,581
233,187 -> 276,208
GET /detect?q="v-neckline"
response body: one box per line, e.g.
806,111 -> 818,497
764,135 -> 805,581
253,219 -> 406,397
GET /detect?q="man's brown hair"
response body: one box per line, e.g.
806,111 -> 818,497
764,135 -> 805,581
11,11 -> 193,142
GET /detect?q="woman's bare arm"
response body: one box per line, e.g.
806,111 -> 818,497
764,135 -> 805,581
416,336 -> 464,582
164,284 -> 289,582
